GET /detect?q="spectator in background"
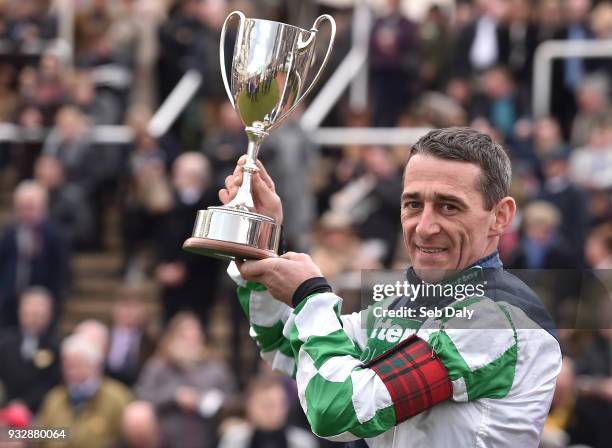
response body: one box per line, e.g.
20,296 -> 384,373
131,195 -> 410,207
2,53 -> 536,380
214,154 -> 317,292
533,117 -> 570,160
136,312 -> 236,448
201,101 -> 247,190
414,90 -> 468,129
513,116 -> 569,176
117,401 -> 164,448
358,145 -> 403,266
0,64 -> 19,123
552,0 -> 595,135
107,0 -> 167,111
218,375 -> 317,448
0,181 -> 69,328
591,1 -> 612,39
474,65 -> 529,143
74,318 -> 109,351
35,49 -> 68,125
43,105 -> 117,250
37,334 -> 132,448
16,65 -> 39,106
74,0 -> 114,64
445,76 -> 477,120
121,126 -> 172,282
539,149 -> 590,266
42,105 -> 97,191
570,73 -> 610,148
4,0 -> 57,48
0,287 -> 61,413
156,0 -> 203,103
11,104 -> 45,181
71,70 -> 122,126
505,0 -> 540,93
569,115 -> 612,190
106,291 -> 156,387
33,154 -> 95,250
328,146 -> 402,267
570,330 -> 612,448
310,212 -> 361,283
155,152 -> 222,326
543,357 -> 576,448
263,106 -> 318,252
536,0 -> 564,42
587,188 -> 612,228
417,5 -> 451,91
369,0 -> 418,126
186,0 -> 229,130
507,200 -> 575,269
585,222 -> 612,269
453,0 -> 510,77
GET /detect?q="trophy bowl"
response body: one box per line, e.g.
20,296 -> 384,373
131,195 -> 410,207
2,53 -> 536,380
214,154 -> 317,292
183,11 -> 336,260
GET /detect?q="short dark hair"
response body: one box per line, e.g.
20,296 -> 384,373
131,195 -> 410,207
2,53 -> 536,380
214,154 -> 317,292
409,127 -> 512,210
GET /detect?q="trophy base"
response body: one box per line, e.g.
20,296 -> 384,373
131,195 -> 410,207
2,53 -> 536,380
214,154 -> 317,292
182,206 -> 281,260
183,237 -> 277,260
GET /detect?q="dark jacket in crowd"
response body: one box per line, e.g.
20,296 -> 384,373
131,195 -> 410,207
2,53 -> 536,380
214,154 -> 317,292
155,189 -> 223,326
452,18 -> 510,77
551,23 -> 597,137
540,182 -> 590,267
0,220 -> 69,328
0,327 -> 62,412
105,328 -> 157,387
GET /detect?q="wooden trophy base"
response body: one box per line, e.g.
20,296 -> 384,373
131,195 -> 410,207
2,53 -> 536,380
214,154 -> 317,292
183,237 -> 277,260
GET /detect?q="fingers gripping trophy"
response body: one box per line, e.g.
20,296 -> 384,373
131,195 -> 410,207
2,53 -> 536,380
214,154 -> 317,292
183,11 -> 336,260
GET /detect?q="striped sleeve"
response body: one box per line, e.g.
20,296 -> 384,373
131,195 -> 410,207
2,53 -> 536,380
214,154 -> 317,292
227,263 -> 366,377
416,297 -> 519,402
285,292 -> 398,441
227,262 -> 295,376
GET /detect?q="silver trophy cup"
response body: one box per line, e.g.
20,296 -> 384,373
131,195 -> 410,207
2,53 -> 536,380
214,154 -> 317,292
183,11 -> 336,260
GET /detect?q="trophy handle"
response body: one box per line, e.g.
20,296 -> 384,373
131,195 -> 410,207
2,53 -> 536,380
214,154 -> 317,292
220,10 -> 246,109
270,14 -> 336,129
295,14 -> 336,107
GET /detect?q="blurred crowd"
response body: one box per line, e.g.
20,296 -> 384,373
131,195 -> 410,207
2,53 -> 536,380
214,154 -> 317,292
0,0 -> 611,447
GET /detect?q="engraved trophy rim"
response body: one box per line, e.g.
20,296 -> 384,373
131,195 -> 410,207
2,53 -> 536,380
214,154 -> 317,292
243,17 -> 313,35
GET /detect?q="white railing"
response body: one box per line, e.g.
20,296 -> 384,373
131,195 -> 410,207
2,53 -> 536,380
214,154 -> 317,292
0,123 -> 134,145
147,69 -> 203,138
532,39 -> 612,118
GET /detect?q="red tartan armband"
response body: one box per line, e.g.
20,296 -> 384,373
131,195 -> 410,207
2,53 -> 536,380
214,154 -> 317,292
363,335 -> 452,423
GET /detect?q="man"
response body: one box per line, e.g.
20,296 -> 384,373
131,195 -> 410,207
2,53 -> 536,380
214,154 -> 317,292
74,319 -> 110,357
551,0 -> 596,136
0,181 -> 69,328
369,0 -> 418,126
539,149 -> 589,267
34,154 -> 95,250
117,401 -> 163,448
105,292 -> 156,386
0,287 -> 61,413
221,128 -> 561,446
37,334 -> 132,448
218,376 -> 318,448
155,152 -> 222,326
453,0 -> 510,78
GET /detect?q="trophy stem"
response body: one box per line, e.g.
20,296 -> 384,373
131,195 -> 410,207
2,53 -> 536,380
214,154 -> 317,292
226,125 -> 269,212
